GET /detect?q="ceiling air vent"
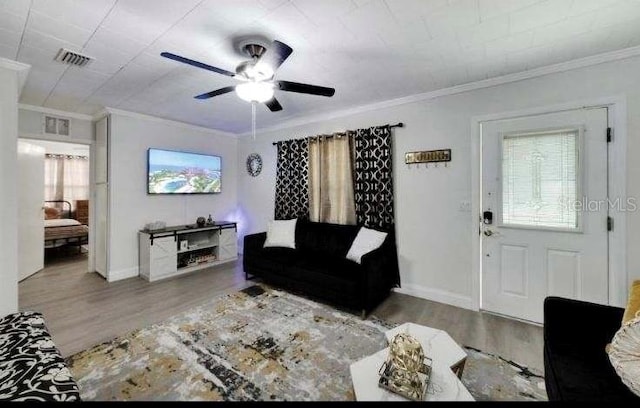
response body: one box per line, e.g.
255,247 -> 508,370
54,48 -> 94,67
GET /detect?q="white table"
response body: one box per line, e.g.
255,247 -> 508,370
349,323 -> 474,401
385,323 -> 468,378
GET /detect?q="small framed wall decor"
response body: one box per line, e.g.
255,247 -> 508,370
246,153 -> 263,177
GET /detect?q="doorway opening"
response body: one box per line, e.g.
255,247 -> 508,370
17,139 -> 91,282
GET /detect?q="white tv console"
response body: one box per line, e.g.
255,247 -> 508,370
138,221 -> 238,282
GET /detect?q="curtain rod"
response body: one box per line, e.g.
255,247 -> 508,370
271,122 -> 404,146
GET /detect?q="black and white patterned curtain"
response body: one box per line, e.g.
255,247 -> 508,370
274,139 -> 310,220
353,126 -> 395,230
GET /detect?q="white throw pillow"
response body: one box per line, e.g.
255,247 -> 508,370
263,219 -> 297,249
346,226 -> 388,264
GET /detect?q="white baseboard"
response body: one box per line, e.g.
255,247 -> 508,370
107,266 -> 139,282
393,283 -> 476,311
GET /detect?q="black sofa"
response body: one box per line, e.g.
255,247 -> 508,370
243,220 -> 400,316
543,296 -> 639,401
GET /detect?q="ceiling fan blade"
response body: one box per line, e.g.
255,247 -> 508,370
264,97 -> 283,112
258,40 -> 293,72
276,81 -> 335,97
160,52 -> 236,77
194,86 -> 236,100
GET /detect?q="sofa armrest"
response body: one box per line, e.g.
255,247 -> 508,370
244,232 -> 266,254
544,296 -> 624,351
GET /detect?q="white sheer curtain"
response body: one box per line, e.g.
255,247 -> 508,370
309,134 -> 356,225
44,154 -> 90,211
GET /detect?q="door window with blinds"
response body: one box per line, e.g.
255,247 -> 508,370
500,128 -> 582,231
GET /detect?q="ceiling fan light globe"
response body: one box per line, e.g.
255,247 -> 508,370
235,82 -> 274,103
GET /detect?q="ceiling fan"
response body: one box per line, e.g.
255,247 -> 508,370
160,39 -> 335,112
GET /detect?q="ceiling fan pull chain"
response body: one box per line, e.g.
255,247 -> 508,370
252,101 -> 257,141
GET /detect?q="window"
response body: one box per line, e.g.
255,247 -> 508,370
501,129 -> 580,230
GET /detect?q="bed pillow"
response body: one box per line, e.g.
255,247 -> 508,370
44,207 -> 60,220
263,219 -> 297,249
346,226 -> 388,264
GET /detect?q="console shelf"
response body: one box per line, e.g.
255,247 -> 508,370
138,221 -> 237,282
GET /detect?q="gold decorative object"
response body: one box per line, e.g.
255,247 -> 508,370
378,333 -> 432,401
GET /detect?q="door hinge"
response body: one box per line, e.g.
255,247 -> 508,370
608,216 -> 614,231
607,127 -> 613,143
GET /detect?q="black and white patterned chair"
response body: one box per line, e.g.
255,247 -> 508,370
0,311 -> 81,401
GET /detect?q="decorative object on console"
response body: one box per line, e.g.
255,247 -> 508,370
196,216 -> 206,227
246,153 -> 263,177
405,149 -> 451,167
263,218 -> 297,249
207,214 -> 214,225
346,226 -> 388,264
144,221 -> 167,232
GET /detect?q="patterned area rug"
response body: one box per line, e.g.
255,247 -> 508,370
66,285 -> 546,401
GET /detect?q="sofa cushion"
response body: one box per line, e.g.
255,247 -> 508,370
346,226 -> 388,264
622,280 -> 640,324
264,219 -> 297,249
286,253 -> 360,292
244,247 -> 300,274
295,220 -> 359,258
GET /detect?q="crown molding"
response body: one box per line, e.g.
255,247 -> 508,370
95,107 -> 237,138
0,57 -> 31,97
19,104 -> 94,121
240,45 -> 640,137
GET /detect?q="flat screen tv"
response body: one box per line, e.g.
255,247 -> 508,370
147,148 -> 221,194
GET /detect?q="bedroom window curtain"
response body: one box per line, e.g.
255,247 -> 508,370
274,139 -> 310,220
308,134 -> 356,225
44,154 -> 90,211
353,126 -> 395,230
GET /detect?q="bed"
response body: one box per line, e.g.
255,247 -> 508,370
44,200 -> 88,251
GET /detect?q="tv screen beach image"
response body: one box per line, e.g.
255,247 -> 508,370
148,149 -> 221,194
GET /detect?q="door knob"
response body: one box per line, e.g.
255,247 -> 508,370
484,229 -> 494,237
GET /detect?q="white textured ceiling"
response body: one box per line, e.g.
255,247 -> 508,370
2,0 -> 640,133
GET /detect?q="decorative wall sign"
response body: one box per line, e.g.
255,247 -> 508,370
246,153 -> 263,177
405,149 -> 451,165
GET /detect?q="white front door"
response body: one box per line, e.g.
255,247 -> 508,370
17,141 -> 45,281
481,108 -> 609,323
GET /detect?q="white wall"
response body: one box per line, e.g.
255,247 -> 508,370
238,55 -> 640,310
108,113 -> 238,281
25,139 -> 90,156
18,108 -> 93,142
0,67 -> 20,316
